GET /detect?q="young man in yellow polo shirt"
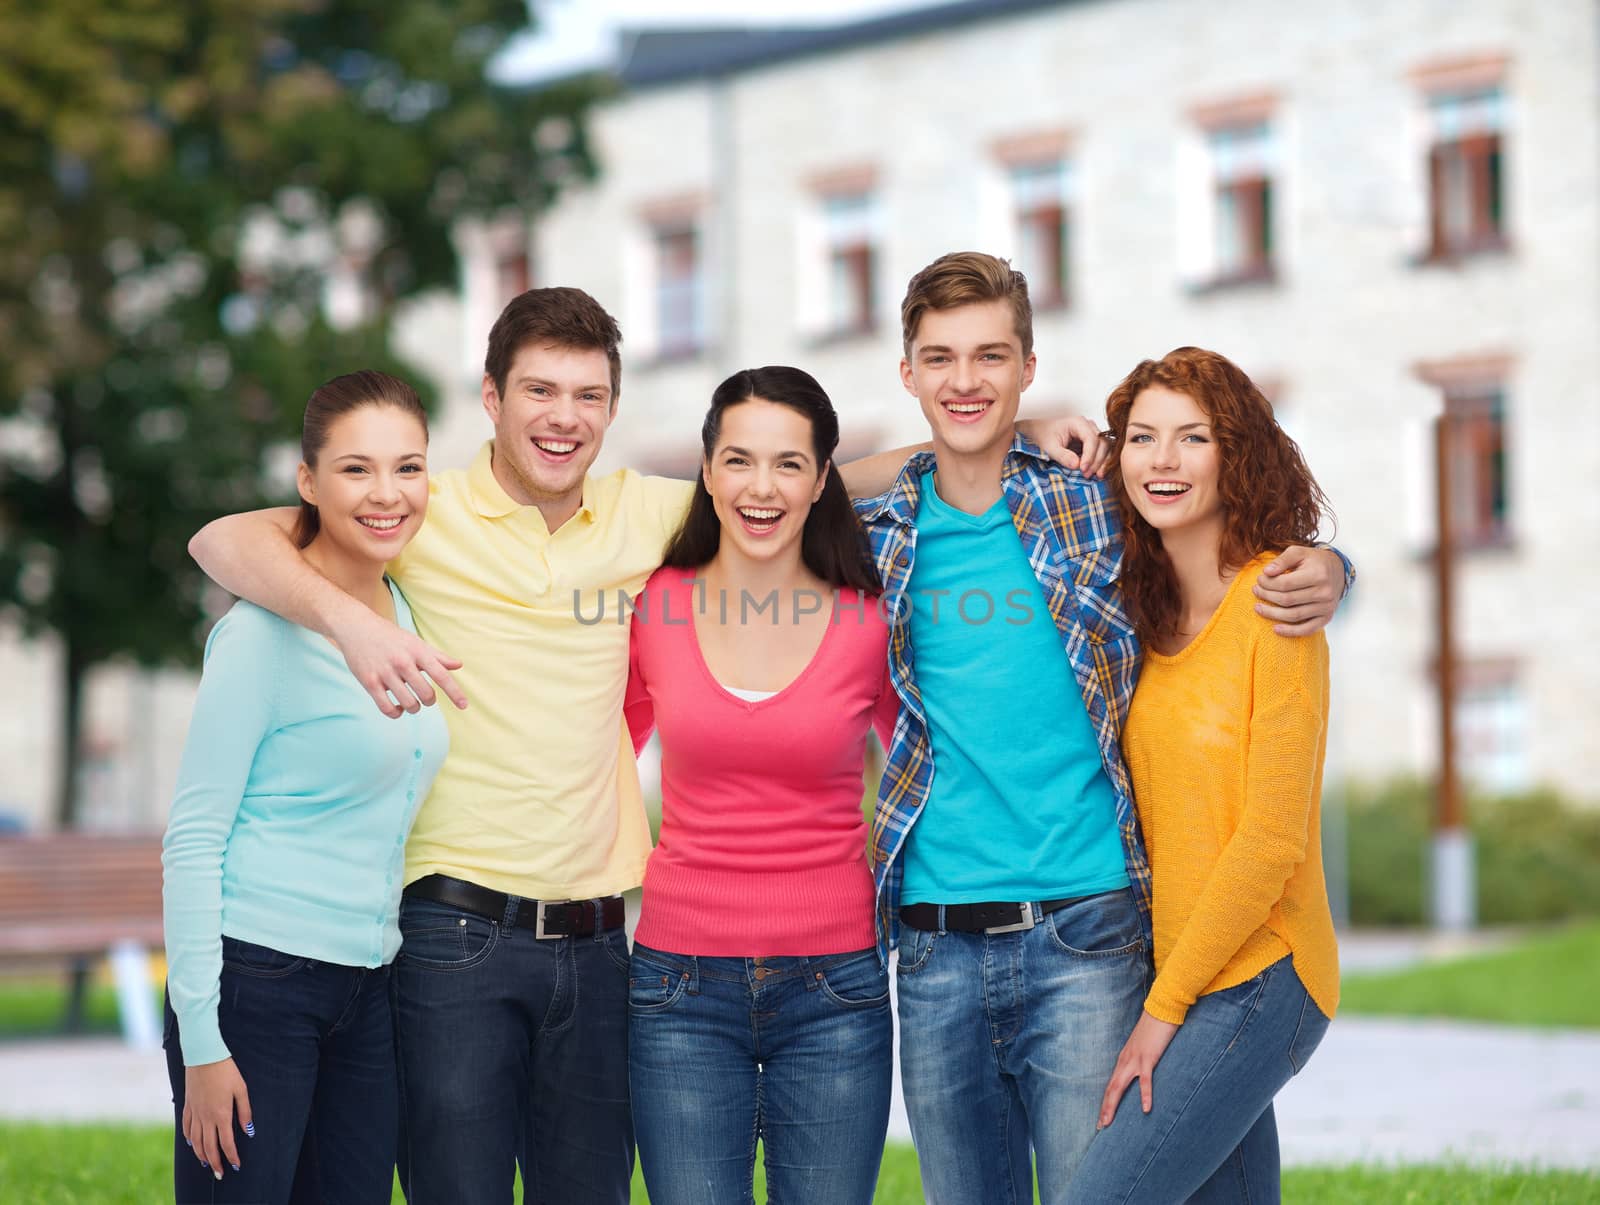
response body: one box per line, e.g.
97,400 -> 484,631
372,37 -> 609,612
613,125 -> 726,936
190,285 -> 1105,1202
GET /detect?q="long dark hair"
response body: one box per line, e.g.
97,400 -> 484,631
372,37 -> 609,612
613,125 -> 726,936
662,366 -> 881,593
293,370 -> 429,548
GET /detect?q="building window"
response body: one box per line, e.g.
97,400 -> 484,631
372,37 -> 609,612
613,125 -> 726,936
1444,385 -> 1510,547
821,192 -> 877,337
1426,88 -> 1506,259
1457,666 -> 1527,793
494,248 -> 531,302
652,221 -> 703,358
1009,160 -> 1072,309
1208,122 -> 1274,283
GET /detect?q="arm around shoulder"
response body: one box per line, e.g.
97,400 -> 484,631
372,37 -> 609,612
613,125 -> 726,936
189,506 -> 467,716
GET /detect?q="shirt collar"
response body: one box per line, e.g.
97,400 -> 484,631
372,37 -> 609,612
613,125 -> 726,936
857,432 -> 1053,527
467,439 -> 597,524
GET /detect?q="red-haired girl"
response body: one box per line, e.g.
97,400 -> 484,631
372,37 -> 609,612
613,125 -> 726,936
1072,347 -> 1340,1203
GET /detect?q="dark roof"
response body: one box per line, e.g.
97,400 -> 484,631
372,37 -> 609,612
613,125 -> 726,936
618,0 -> 1079,88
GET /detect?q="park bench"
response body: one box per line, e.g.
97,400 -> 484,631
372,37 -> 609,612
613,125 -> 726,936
0,832 -> 165,1047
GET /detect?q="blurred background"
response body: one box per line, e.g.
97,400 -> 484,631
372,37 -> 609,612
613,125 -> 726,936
1,0 -> 1597,1198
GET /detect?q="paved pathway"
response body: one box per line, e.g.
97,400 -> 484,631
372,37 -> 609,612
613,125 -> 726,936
6,1011 -> 1597,1170
5,932 -> 1597,1170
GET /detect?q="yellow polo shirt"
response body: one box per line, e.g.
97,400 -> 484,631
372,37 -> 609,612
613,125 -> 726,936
390,441 -> 693,899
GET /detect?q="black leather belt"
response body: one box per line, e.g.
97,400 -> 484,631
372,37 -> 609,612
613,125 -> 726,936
404,874 -> 625,940
900,893 -> 1102,935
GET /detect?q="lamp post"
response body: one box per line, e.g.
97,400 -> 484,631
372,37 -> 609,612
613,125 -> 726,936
1430,398 -> 1474,931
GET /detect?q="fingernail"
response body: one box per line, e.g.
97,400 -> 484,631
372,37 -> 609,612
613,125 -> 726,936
231,1163 -> 241,1172
201,1160 -> 208,1168
184,1137 -> 191,1147
214,1168 -> 224,1181
244,1122 -> 256,1137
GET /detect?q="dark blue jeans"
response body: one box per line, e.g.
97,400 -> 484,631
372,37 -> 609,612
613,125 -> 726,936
629,944 -> 893,1205
392,894 -> 633,1204
162,937 -> 397,1205
1070,956 -> 1331,1203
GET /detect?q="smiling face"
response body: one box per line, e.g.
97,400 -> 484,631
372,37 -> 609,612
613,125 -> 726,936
297,403 -> 429,566
900,299 -> 1036,462
703,397 -> 827,568
482,340 -> 616,520
1120,385 -> 1223,538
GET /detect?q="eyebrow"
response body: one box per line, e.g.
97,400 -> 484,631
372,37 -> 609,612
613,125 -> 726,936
1127,421 -> 1211,432
331,452 -> 427,462
721,445 -> 812,461
918,342 -> 1013,356
517,375 -> 611,396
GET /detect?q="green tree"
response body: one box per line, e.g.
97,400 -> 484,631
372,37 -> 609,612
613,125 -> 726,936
0,0 -> 604,826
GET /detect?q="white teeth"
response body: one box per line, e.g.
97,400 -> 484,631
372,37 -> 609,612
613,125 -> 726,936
1148,484 -> 1191,495
739,508 -> 781,520
358,517 -> 402,529
947,401 -> 989,413
535,440 -> 577,454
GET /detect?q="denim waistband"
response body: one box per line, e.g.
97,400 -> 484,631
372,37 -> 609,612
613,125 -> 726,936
631,943 -> 878,986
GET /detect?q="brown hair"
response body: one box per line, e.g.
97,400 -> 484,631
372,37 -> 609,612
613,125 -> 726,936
484,286 -> 623,405
1105,347 -> 1332,643
293,370 -> 428,549
900,251 -> 1034,359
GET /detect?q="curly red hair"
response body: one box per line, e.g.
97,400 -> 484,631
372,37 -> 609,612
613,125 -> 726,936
1105,347 -> 1332,643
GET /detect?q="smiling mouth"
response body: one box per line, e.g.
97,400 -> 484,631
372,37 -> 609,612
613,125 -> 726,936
736,506 -> 783,534
357,515 -> 406,532
1144,483 -> 1192,500
942,399 -> 993,420
533,438 -> 578,457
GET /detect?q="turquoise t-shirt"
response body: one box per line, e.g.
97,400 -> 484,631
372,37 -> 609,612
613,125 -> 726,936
900,472 -> 1129,905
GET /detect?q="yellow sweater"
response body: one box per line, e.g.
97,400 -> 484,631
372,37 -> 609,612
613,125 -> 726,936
1125,551 -> 1340,1025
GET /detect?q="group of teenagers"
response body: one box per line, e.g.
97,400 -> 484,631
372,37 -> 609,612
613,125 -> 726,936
161,250 -> 1351,1204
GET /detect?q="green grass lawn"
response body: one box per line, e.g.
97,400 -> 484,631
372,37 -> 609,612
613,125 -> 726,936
0,1124 -> 1595,1204
1340,921 -> 1600,1029
0,977 -> 151,1039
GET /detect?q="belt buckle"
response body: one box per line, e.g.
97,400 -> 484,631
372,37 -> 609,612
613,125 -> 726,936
533,901 -> 562,940
984,903 -> 1037,935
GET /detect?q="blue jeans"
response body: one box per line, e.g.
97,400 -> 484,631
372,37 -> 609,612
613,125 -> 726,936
896,888 -> 1149,1205
392,894 -> 633,1205
629,943 -> 893,1205
1071,955 -> 1330,1204
162,937 -> 397,1205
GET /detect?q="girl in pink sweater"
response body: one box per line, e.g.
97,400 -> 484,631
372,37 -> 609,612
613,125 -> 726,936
624,366 -> 899,1205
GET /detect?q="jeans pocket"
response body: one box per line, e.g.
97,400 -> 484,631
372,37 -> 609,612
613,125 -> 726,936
398,906 -> 498,971
628,958 -> 690,1014
600,928 -> 631,974
1287,992 -> 1330,1074
895,926 -> 938,975
816,951 -> 890,1009
221,937 -> 308,979
1043,889 -> 1144,959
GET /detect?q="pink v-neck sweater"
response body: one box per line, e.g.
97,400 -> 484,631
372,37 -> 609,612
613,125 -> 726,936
625,567 -> 899,956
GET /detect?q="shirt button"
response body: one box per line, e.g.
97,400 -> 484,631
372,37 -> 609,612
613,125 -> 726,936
413,749 -> 422,760
874,848 -> 888,863
406,790 -> 415,801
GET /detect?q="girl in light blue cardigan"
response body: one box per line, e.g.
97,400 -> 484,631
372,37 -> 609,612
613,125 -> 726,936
162,371 -> 448,1203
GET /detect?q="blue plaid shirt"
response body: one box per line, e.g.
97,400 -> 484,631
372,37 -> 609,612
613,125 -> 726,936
855,434 -> 1153,965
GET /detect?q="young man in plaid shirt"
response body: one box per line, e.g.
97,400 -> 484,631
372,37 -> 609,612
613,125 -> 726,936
854,252 -> 1350,1204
